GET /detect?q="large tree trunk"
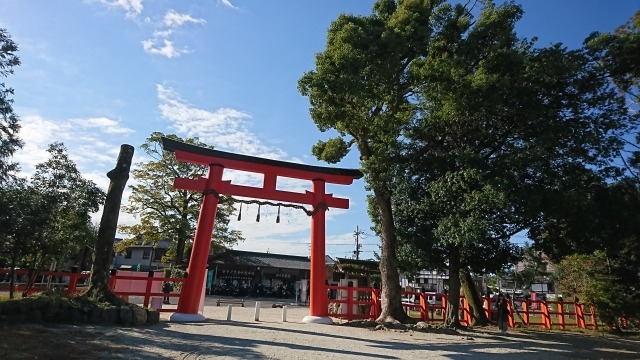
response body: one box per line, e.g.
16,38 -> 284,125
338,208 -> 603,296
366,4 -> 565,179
175,236 -> 185,268
460,266 -> 489,326
374,188 -> 408,323
79,245 -> 91,271
175,213 -> 188,268
22,269 -> 37,298
84,144 -> 134,304
8,248 -> 17,299
445,245 -> 461,328
22,254 -> 44,297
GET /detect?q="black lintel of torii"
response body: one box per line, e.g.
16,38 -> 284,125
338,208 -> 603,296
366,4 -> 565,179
161,136 -> 363,179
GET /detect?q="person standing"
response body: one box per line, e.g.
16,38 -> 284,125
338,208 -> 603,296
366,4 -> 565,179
496,293 -> 510,335
162,281 -> 173,304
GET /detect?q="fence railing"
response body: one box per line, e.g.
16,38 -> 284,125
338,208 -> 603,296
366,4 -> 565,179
0,269 -> 90,295
0,270 -> 607,326
327,285 -> 599,330
0,269 -> 184,313
108,271 -> 184,312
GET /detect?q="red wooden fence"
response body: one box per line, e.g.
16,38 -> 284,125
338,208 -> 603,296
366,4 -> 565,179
0,269 -> 605,325
0,269 -> 184,313
327,285 -> 599,330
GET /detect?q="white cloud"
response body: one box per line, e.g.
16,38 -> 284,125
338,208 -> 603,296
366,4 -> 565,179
218,0 -> 238,10
91,3 -> 208,59
141,10 -> 205,59
153,29 -> 173,38
142,38 -> 184,59
156,84 -> 288,160
163,10 -> 206,27
98,0 -> 143,18
70,117 -> 136,134
15,114 -> 135,177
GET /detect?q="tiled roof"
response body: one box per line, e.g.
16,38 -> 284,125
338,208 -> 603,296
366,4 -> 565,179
325,255 -> 335,266
335,257 -> 380,273
210,250 -> 311,270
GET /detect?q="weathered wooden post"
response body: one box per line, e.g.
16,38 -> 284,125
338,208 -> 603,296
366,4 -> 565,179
84,144 -> 134,304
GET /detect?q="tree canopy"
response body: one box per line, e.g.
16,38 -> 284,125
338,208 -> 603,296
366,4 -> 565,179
299,0 -> 452,322
0,179 -> 46,298
538,179 -> 640,323
0,28 -> 23,183
301,0 -> 638,325
0,143 -> 104,298
119,132 -> 243,267
586,11 -> 640,183
393,0 -> 635,325
586,10 -> 640,104
29,142 -> 105,263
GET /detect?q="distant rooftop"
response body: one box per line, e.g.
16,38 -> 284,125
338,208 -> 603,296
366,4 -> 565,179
210,249 -> 334,270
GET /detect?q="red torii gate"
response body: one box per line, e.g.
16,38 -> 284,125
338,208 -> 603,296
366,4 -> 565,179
161,137 -> 362,323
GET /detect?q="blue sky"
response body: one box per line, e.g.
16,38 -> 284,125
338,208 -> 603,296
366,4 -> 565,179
1,0 -> 638,258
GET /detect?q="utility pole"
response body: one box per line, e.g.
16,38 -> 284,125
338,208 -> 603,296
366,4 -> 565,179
353,226 -> 365,260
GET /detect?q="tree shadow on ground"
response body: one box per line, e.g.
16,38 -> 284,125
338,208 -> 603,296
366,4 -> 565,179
111,320 -> 640,360
7,319 -> 640,359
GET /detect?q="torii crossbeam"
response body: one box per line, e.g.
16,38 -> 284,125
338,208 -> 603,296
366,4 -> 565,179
161,137 -> 362,323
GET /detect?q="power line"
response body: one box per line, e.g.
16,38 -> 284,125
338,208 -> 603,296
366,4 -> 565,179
327,243 -> 378,246
256,240 -> 376,246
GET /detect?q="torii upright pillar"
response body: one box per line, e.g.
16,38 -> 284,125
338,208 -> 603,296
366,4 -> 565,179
305,179 -> 330,323
160,137 -> 362,323
171,164 -> 223,321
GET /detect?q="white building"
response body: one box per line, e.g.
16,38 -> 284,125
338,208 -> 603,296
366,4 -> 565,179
400,269 -> 450,293
111,238 -> 172,272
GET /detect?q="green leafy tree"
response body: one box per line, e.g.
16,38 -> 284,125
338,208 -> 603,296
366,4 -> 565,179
0,28 -> 23,183
0,143 -> 104,297
570,13 -> 640,323
553,251 -> 632,327
553,253 -> 597,298
586,11 -> 640,182
0,179 -> 24,269
533,180 -> 640,260
119,132 -> 243,267
586,10 -> 640,104
299,0 -> 460,322
392,0 -> 634,326
538,180 -> 640,325
22,143 -> 105,294
0,179 -> 50,299
392,0 -> 532,326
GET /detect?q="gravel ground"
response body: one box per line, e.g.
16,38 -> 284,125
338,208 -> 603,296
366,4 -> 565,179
100,297 -> 640,359
3,297 -> 640,360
